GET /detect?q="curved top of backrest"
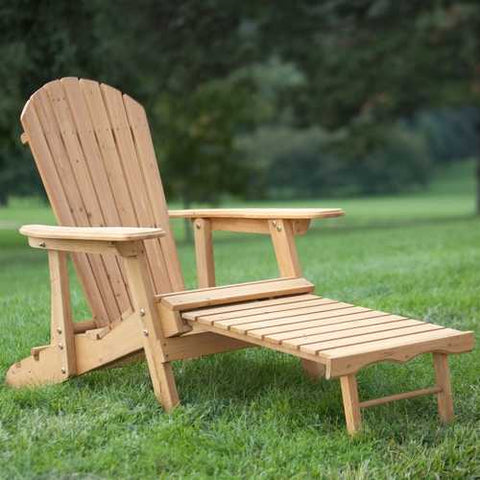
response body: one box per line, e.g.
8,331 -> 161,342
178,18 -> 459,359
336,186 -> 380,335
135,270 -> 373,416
21,78 -> 184,325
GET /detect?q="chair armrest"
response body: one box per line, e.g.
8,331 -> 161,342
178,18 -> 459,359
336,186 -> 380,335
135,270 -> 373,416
169,208 -> 344,220
171,209 -> 343,289
20,225 -> 165,242
20,225 -> 166,257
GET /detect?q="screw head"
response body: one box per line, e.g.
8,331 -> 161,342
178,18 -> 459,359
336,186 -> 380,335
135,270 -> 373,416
61,367 -> 66,374
272,220 -> 277,227
139,308 -> 146,317
58,343 -> 64,350
56,327 -> 62,334
143,329 -> 149,337
195,222 -> 201,229
276,225 -> 282,232
39,242 -> 46,248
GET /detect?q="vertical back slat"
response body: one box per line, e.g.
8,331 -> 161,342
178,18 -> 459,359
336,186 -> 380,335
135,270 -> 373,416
21,93 -> 109,324
43,80 -> 129,319
21,78 -> 185,325
60,78 -> 133,315
124,95 -> 185,292
34,85 -> 120,323
100,83 -> 172,293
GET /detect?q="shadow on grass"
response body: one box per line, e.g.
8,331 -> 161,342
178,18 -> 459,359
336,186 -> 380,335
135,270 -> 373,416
67,347 -> 452,433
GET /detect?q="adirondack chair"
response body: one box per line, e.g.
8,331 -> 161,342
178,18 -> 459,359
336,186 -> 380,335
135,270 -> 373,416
6,78 -> 474,435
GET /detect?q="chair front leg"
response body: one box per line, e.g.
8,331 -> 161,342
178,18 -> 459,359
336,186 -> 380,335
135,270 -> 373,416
433,353 -> 454,423
48,250 -> 77,377
340,374 -> 362,435
122,248 -> 179,411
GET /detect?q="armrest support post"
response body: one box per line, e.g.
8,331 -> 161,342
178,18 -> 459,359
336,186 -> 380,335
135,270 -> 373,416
193,218 -> 216,288
190,217 -> 305,288
269,219 -> 302,277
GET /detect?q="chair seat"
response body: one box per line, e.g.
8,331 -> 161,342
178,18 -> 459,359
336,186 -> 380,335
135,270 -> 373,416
182,294 -> 474,378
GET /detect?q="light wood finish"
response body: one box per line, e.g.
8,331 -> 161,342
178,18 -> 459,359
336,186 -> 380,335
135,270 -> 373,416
169,208 -> 344,219
266,313 -> 403,343
269,219 -> 302,277
27,236 -> 142,258
122,251 -> 179,411
194,218 -> 216,288
20,77 -> 185,328
218,303 -> 356,333
174,209 -> 316,381
300,324 -> 444,354
186,296 -> 332,324
164,330 -> 252,362
73,320 -> 97,333
20,225 -> 165,241
210,217 -> 271,234
160,277 -> 314,311
123,91 -> 184,292
6,345 -> 69,387
183,294 -> 474,380
359,386 -> 441,409
202,217 -> 311,236
10,78 -> 475,435
183,294 -> 318,319
326,329 -> 473,378
48,251 -> 76,377
340,375 -> 362,435
157,302 -> 191,338
75,312 -> 143,373
6,250 -> 77,386
433,353 -> 454,422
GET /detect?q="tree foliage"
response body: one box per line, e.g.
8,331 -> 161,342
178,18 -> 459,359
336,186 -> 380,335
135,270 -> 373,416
1,0 -> 480,207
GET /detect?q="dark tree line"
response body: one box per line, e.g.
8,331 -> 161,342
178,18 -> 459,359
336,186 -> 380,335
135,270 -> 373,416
1,1 -> 479,208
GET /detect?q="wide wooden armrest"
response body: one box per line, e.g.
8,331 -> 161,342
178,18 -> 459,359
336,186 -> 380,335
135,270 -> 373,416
20,224 -> 165,242
169,208 -> 344,220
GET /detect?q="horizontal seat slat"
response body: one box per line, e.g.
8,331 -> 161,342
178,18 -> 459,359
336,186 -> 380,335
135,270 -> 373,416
266,314 -> 406,344
282,318 -> 424,349
301,324 -> 445,355
213,301 -> 349,330
325,327 -> 467,358
190,297 -> 332,322
183,293 -> 474,378
160,277 -> 314,311
227,306 -> 369,333
182,294 -> 318,320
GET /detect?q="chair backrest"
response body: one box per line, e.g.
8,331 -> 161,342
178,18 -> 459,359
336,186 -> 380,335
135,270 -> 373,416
20,78 -> 185,326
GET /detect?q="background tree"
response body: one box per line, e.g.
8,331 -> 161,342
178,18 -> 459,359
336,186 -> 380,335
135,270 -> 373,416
258,0 -> 480,205
1,0 -> 479,210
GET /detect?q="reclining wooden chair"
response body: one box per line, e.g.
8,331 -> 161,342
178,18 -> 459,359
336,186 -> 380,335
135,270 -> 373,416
7,78 -> 474,435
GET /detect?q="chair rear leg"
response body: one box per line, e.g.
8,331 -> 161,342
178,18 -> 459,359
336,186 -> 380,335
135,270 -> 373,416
433,353 -> 454,423
340,374 -> 362,435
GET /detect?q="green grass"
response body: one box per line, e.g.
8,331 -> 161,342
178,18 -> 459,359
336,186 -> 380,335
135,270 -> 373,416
1,161 -> 480,479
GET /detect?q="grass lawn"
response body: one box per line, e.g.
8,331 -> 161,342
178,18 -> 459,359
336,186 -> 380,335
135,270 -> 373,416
0,161 -> 479,479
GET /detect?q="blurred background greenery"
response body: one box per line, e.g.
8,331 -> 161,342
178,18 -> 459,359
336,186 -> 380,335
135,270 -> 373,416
0,0 -> 479,216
